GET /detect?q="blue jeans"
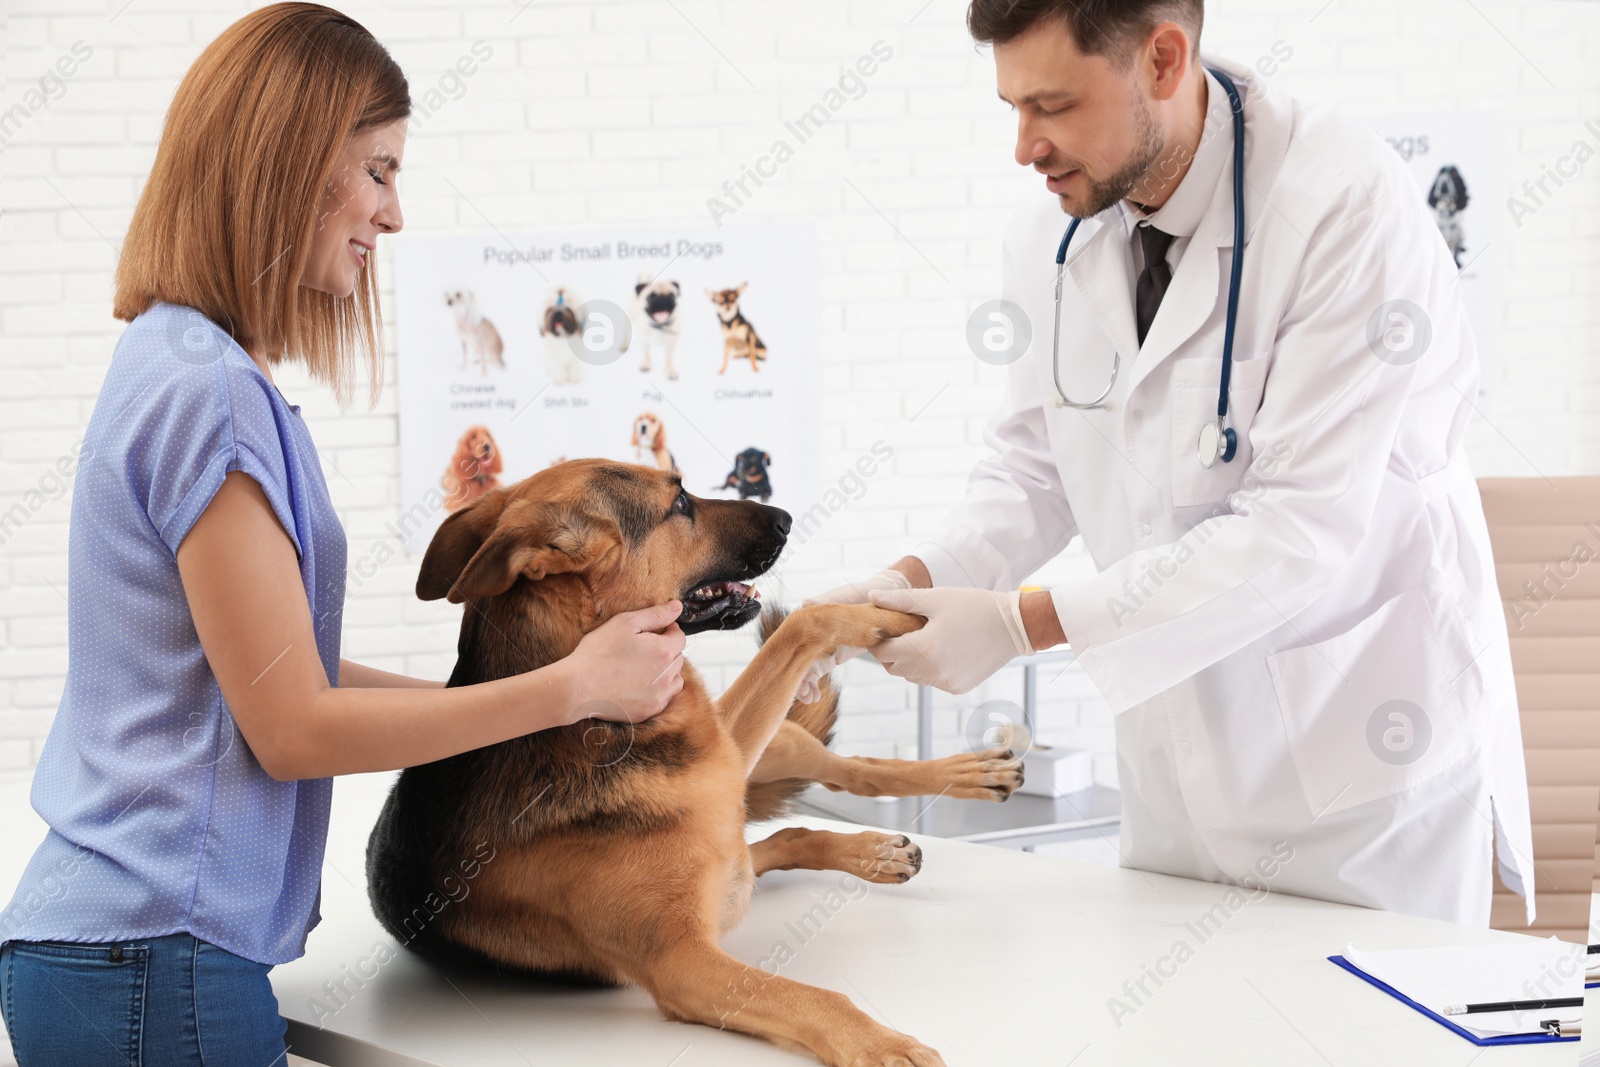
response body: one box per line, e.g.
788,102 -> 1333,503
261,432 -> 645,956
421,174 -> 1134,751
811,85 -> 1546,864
0,933 -> 287,1066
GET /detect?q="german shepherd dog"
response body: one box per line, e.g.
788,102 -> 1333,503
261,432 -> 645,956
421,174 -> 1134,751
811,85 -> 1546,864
708,282 -> 768,374
366,459 -> 1022,1066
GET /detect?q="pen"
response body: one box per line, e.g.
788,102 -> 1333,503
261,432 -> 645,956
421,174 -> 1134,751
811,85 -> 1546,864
1540,1019 -> 1581,1038
1442,997 -> 1583,1015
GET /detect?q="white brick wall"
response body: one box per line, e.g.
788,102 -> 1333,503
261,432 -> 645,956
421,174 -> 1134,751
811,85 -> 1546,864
3,0 -> 1598,785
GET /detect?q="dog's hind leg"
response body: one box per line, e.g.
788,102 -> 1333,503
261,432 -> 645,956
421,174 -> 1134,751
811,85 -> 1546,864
752,720 -> 1023,803
749,826 -> 921,883
624,936 -> 947,1067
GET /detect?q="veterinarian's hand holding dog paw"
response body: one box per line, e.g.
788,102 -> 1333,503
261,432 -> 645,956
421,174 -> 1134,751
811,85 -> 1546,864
795,568 -> 912,703
560,600 -> 687,723
866,586 -> 1057,695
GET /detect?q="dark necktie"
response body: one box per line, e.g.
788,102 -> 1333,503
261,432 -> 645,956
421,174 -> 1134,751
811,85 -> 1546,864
1135,222 -> 1176,347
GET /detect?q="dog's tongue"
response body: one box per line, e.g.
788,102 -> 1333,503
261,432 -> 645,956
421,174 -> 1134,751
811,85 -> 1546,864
651,310 -> 671,323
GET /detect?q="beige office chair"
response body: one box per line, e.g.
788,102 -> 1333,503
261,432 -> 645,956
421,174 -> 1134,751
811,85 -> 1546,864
1481,477 -> 1600,944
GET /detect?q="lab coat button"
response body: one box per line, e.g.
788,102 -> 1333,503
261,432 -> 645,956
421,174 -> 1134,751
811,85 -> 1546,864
1140,522 -> 1153,536
1176,741 -> 1192,756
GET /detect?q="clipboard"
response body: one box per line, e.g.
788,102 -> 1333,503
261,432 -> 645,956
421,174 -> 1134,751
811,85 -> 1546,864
1329,955 -> 1578,1045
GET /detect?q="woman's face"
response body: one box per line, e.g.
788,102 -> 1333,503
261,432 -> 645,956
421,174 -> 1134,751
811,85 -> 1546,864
302,118 -> 407,297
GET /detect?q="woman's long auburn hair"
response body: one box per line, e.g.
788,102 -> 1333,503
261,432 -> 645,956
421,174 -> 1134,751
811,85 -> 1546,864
113,3 -> 410,408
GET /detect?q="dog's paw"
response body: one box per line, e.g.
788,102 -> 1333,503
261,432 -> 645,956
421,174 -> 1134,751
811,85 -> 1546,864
932,747 -> 1024,802
845,1035 -> 947,1067
863,606 -> 925,642
850,832 -> 922,884
788,603 -> 923,654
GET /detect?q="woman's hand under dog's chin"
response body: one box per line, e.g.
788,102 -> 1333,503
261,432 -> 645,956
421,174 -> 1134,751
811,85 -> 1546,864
545,600 -> 688,725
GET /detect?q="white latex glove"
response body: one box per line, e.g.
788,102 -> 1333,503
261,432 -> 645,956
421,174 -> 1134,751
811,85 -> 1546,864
795,569 -> 911,704
866,586 -> 1034,695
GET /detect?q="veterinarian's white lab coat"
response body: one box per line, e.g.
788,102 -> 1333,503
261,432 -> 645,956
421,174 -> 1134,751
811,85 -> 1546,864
915,56 -> 1535,926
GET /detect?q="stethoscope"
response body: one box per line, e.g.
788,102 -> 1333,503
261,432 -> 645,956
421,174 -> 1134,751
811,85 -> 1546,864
1050,67 -> 1246,470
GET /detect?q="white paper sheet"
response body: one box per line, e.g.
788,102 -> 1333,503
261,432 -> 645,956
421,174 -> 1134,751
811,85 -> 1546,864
1345,939 -> 1584,1039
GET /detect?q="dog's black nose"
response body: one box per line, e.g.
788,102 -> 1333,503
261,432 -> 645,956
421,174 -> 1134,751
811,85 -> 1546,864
770,509 -> 792,536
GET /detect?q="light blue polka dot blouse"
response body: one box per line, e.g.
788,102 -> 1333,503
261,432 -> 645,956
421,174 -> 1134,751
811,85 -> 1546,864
0,301 -> 347,966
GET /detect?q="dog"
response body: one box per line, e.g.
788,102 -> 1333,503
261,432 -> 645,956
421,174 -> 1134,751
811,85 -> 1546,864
366,459 -> 1023,1065
630,411 -> 679,475
441,425 -> 503,512
707,282 -> 768,374
444,289 -> 506,375
716,447 -> 773,502
539,287 -> 585,385
621,273 -> 681,380
1427,165 -> 1469,268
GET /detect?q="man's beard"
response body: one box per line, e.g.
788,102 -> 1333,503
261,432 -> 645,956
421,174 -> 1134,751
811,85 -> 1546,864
1063,95 -> 1166,219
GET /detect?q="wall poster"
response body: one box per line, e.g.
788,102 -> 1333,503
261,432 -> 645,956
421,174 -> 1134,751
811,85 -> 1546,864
394,222 -> 821,557
1363,112 -> 1500,396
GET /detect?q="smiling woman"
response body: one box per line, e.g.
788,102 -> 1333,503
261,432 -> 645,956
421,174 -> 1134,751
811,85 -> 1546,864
0,4 -> 688,1064
111,3 -> 409,407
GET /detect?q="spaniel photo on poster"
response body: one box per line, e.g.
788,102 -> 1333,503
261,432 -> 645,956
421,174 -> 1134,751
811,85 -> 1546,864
441,425 -> 503,512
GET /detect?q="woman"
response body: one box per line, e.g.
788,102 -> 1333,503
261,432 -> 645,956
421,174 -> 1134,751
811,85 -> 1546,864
0,5 -> 686,1061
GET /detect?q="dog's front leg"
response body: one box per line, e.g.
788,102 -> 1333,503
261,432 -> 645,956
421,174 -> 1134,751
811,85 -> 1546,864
715,604 -> 922,775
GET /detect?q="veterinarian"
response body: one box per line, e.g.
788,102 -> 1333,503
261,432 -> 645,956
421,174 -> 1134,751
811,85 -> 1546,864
806,0 -> 1533,928
0,6 -> 685,1061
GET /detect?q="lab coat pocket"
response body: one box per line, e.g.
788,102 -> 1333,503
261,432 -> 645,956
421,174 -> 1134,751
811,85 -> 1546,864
1265,586 -> 1476,821
1169,356 -> 1272,509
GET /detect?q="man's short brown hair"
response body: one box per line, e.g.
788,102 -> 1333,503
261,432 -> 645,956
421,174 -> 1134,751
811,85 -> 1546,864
967,0 -> 1204,64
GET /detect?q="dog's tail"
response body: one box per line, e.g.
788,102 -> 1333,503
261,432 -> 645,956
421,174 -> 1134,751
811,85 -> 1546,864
743,604 -> 840,822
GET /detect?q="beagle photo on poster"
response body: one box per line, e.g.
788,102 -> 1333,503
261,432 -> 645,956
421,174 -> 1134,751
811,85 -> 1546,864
630,411 -> 680,475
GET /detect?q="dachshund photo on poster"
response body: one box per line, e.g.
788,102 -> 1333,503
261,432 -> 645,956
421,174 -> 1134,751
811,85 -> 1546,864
714,447 -> 774,503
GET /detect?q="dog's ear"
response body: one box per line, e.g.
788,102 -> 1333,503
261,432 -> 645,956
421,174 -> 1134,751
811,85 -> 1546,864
763,452 -> 771,465
418,489 -> 511,601
449,502 -> 621,603
635,281 -> 648,296
669,281 -> 681,295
